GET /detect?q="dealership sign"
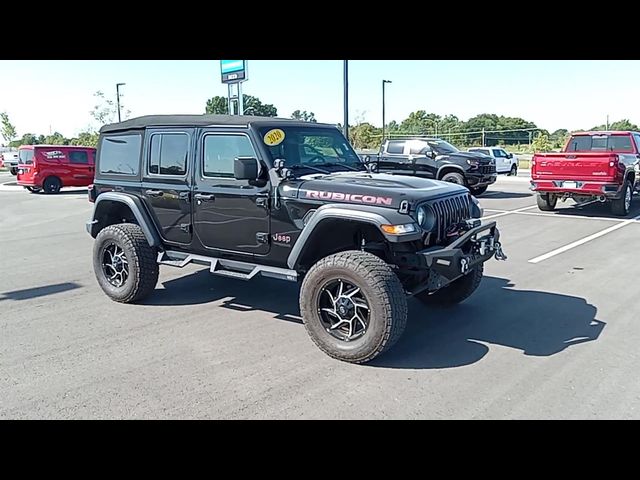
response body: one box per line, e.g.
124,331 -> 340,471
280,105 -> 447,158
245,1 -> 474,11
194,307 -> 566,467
220,60 -> 247,84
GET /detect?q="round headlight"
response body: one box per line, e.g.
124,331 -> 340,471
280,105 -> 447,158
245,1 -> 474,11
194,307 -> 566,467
417,206 -> 427,226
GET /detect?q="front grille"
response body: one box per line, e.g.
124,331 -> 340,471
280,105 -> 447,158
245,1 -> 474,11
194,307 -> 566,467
427,194 -> 472,244
480,165 -> 496,175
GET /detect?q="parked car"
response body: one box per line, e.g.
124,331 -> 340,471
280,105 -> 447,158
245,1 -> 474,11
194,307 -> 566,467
468,147 -> 519,175
531,131 -> 640,216
1,151 -> 19,175
371,138 -> 497,196
16,145 -> 96,193
85,115 -> 507,363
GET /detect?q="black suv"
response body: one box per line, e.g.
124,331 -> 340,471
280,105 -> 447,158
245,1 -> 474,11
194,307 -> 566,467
371,138 -> 497,196
86,115 -> 506,363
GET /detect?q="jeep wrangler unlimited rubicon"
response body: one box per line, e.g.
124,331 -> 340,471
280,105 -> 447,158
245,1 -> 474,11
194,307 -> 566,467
86,115 -> 506,364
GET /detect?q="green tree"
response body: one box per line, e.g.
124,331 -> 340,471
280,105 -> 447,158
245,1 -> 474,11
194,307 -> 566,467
205,95 -> 277,117
91,90 -> 129,127
349,122 -> 382,150
549,129 -> 569,148
589,119 -> 639,131
0,112 -> 17,146
70,131 -> 99,147
532,133 -> 553,153
43,132 -> 67,145
291,110 -> 317,122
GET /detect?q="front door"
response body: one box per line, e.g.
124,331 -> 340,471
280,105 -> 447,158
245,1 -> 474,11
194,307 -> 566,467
193,130 -> 270,256
141,129 -> 193,245
493,148 -> 510,173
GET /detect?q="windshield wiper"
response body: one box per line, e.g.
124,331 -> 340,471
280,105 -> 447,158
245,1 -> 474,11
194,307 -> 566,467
318,162 -> 363,171
289,164 -> 332,175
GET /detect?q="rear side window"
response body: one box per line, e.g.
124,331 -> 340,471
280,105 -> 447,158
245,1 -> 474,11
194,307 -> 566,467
99,134 -> 141,175
633,134 -> 640,152
386,141 -> 405,154
69,151 -> 89,164
149,133 -> 188,176
19,149 -> 34,164
203,134 -> 256,178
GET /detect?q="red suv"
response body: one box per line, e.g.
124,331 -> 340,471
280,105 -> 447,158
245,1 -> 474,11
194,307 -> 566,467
17,145 -> 96,193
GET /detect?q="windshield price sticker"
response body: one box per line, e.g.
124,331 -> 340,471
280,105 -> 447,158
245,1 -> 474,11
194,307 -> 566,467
264,129 -> 285,146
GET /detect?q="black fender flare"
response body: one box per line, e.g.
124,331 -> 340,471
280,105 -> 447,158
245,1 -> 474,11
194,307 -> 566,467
436,164 -> 466,180
86,192 -> 161,247
286,203 -> 421,270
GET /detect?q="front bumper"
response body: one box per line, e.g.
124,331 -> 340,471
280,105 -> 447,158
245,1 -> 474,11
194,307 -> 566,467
531,179 -> 623,199
409,221 -> 506,293
466,172 -> 497,187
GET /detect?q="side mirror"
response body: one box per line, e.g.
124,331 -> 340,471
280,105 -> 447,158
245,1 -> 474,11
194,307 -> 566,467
234,157 -> 260,181
507,153 -> 513,159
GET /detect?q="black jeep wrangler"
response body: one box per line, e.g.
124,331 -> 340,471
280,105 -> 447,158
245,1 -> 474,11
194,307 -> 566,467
86,115 -> 506,364
371,138 -> 497,196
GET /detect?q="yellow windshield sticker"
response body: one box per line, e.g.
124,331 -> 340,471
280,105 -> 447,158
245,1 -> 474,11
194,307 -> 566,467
264,129 -> 285,146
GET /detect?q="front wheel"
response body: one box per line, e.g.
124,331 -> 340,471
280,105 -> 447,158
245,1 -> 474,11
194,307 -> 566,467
299,250 -> 408,364
93,223 -> 159,303
470,185 -> 488,196
508,164 -> 518,176
441,172 -> 466,186
416,265 -> 484,306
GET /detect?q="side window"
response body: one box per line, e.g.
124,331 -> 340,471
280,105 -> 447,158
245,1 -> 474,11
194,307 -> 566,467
386,141 -> 405,154
90,151 -> 96,165
69,151 -> 89,164
493,149 -> 505,158
633,134 -> 640,152
203,134 -> 256,178
99,134 -> 141,176
149,133 -> 189,176
409,141 -> 430,155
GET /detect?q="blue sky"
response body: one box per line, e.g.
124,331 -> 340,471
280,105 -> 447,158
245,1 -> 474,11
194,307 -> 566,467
1,60 -> 639,139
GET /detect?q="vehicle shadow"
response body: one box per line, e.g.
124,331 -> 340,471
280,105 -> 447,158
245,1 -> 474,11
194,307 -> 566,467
146,272 -> 604,369
371,276 -> 604,369
481,191 -> 532,199
0,282 -> 82,301
547,198 -> 640,220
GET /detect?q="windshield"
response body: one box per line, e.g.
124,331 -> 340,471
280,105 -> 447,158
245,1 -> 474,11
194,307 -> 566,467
258,126 -> 364,172
18,149 -> 34,164
566,134 -> 634,153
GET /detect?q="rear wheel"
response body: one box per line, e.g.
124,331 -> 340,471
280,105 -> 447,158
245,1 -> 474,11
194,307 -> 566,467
441,172 -> 466,186
536,193 -> 557,211
470,185 -> 488,196
43,176 -> 62,194
299,250 -> 407,364
416,265 -> 484,306
93,223 -> 159,303
611,181 -> 632,216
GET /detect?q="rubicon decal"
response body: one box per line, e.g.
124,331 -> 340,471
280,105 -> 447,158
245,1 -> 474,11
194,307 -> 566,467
305,190 -> 393,206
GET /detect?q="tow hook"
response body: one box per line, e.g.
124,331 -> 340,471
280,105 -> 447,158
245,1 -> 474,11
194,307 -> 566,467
460,257 -> 469,274
494,242 -> 508,261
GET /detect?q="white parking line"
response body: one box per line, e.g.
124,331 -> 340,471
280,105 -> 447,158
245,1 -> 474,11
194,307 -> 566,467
482,205 -> 538,220
528,214 -> 640,264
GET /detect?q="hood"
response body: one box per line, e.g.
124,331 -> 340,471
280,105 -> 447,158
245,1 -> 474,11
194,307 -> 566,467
445,151 -> 494,164
280,172 -> 468,210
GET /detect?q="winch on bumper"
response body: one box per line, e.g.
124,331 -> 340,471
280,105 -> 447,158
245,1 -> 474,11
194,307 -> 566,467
403,220 -> 506,294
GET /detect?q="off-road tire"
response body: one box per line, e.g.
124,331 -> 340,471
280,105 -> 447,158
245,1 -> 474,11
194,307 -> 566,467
299,250 -> 408,364
441,171 -> 466,186
93,223 -> 159,303
536,193 -> 557,211
43,176 -> 62,194
416,264 -> 484,306
508,164 -> 518,176
610,181 -> 632,216
470,185 -> 488,196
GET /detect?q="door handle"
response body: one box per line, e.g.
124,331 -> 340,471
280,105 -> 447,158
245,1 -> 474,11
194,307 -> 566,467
194,193 -> 215,202
145,189 -> 164,197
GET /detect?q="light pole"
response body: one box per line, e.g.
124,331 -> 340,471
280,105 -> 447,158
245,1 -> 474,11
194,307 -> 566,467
343,60 -> 349,139
382,80 -> 392,142
116,83 -> 126,122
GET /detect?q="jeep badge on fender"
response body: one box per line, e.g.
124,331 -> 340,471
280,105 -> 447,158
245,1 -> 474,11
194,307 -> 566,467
86,114 -> 506,364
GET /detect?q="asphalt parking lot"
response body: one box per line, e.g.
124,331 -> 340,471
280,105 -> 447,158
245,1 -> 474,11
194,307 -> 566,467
1,170 -> 639,419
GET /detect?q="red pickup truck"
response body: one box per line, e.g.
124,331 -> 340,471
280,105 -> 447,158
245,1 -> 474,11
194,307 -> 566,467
531,131 -> 640,216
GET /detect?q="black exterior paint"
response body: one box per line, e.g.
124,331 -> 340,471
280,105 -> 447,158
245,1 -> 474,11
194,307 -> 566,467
92,120 -> 478,270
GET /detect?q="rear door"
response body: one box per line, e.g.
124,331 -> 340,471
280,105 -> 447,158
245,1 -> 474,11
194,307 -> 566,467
141,128 -> 194,245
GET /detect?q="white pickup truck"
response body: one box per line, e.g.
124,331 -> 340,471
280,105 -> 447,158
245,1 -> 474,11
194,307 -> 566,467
0,151 -> 19,175
468,147 -> 519,176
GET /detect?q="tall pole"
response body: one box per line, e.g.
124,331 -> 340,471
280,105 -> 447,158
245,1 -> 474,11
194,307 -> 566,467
606,114 -> 609,130
238,82 -> 244,115
482,127 -> 486,147
343,60 -> 349,139
382,80 -> 392,142
116,83 -> 126,123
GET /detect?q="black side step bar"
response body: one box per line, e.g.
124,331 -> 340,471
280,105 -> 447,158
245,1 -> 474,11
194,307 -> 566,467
157,251 -> 298,283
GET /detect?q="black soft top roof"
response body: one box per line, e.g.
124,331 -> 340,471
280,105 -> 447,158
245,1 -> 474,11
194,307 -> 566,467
100,115 -> 337,133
